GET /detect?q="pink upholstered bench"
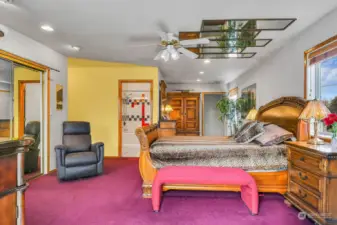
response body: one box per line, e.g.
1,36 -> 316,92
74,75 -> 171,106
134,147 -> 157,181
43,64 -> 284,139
152,166 -> 259,215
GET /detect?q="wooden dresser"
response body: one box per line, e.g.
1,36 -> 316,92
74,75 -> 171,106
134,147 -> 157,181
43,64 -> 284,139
285,141 -> 337,225
158,120 -> 176,137
0,140 -> 30,225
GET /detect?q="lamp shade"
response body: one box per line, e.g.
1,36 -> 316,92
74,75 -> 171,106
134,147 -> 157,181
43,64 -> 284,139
164,105 -> 173,113
246,109 -> 258,120
299,100 -> 331,120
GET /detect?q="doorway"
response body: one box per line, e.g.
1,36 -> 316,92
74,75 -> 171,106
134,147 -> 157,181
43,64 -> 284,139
118,80 -> 153,157
202,93 -> 225,136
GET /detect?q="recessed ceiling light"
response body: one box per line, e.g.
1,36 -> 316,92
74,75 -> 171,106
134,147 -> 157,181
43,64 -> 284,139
70,45 -> 81,51
228,53 -> 238,58
41,25 -> 54,32
204,59 -> 211,64
199,71 -> 204,74
196,79 -> 201,82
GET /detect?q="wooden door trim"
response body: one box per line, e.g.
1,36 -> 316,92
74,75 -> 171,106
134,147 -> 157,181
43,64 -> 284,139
201,92 -> 226,136
118,80 -> 153,157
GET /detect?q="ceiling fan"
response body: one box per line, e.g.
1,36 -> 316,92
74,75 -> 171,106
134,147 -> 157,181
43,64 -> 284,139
153,32 -> 210,61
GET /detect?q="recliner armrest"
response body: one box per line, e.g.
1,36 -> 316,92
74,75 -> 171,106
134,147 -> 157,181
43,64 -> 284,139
55,145 -> 68,166
91,142 -> 104,162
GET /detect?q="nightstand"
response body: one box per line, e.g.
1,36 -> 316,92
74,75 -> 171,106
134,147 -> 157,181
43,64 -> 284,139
285,141 -> 337,225
158,120 -> 176,137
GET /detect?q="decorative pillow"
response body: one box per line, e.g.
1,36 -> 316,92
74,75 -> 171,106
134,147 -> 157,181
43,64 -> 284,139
234,121 -> 257,139
255,124 -> 294,146
235,122 -> 265,144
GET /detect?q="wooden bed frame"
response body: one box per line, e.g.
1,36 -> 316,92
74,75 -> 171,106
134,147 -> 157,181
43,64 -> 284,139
135,96 -> 310,198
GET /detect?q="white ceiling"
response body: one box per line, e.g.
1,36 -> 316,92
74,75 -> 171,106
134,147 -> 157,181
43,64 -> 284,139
1,0 -> 337,84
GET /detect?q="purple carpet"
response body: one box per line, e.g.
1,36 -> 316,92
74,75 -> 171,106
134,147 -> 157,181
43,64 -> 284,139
26,159 -> 314,225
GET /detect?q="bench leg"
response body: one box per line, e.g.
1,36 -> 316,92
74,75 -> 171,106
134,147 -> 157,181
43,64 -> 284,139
241,185 -> 259,215
142,183 -> 152,198
152,181 -> 162,212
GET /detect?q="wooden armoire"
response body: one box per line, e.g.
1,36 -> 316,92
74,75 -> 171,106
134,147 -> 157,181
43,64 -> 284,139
167,92 -> 200,136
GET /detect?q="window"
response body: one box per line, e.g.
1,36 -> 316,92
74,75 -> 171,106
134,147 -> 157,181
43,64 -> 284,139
306,36 -> 337,137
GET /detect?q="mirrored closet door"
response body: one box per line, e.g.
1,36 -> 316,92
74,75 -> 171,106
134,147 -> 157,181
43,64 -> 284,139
0,57 -> 45,180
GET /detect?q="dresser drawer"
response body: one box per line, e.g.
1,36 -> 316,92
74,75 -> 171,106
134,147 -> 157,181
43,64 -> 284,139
289,148 -> 324,173
160,121 -> 176,129
289,165 -> 321,193
289,181 -> 321,211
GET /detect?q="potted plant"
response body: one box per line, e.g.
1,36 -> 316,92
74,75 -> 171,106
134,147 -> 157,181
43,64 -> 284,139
216,95 -> 236,135
323,113 -> 337,149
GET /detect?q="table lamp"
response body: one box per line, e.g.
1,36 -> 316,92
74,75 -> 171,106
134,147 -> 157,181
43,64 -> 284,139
299,99 -> 331,145
164,104 -> 173,119
246,108 -> 258,121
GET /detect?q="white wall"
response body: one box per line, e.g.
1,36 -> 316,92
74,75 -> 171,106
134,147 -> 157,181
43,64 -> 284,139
0,24 -> 68,172
227,8 -> 337,108
167,83 -> 226,93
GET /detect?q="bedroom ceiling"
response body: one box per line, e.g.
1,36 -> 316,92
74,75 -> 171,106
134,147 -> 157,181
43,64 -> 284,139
1,0 -> 337,84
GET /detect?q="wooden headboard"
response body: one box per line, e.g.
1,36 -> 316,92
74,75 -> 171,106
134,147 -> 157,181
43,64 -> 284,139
256,96 -> 309,141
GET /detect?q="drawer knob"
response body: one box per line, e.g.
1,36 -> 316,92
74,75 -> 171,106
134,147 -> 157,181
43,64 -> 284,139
299,156 -> 305,162
298,190 -> 307,199
298,172 -> 308,180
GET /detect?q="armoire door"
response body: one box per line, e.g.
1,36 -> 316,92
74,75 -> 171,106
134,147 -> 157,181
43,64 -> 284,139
168,92 -> 200,135
183,97 -> 199,134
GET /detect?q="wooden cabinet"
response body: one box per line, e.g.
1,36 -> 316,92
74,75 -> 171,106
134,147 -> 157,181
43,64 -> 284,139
158,120 -> 176,137
167,92 -> 200,136
285,142 -> 337,225
0,140 -> 30,225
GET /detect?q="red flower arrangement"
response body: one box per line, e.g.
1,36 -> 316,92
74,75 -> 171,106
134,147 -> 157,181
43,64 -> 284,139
323,113 -> 337,138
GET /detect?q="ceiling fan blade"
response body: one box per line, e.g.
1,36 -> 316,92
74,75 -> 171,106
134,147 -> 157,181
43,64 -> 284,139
177,47 -> 199,59
157,21 -> 170,33
154,50 -> 163,60
180,38 -> 210,46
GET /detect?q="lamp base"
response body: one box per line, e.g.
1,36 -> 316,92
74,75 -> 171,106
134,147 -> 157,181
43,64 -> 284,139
307,137 -> 325,145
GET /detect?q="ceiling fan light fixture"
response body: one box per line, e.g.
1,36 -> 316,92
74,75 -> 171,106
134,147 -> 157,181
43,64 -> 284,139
0,0 -> 14,4
161,50 -> 170,62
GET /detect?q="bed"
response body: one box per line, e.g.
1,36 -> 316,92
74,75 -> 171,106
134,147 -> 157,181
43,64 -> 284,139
135,97 -> 310,198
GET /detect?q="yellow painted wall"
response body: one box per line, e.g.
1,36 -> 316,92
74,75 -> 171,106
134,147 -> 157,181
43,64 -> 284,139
68,58 -> 159,156
13,67 -> 40,138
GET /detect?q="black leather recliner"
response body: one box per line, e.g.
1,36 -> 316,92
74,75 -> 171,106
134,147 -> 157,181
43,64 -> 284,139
24,121 -> 40,174
55,121 -> 104,181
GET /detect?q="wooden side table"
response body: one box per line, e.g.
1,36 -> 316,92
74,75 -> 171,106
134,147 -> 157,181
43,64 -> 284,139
285,141 -> 337,225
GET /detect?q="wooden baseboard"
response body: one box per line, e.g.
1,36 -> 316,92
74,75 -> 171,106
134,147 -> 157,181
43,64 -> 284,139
48,169 -> 57,174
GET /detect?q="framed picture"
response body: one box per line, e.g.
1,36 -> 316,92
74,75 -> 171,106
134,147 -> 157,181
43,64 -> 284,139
56,84 -> 63,110
240,83 -> 256,119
